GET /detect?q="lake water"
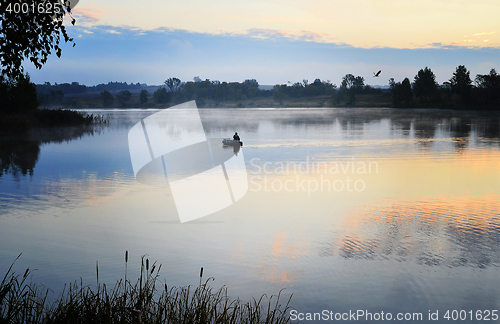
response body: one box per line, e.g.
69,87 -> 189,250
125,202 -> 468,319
1,107 -> 500,322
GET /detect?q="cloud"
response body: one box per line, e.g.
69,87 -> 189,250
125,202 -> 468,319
72,6 -> 104,24
24,25 -> 500,87
472,31 -> 498,37
245,28 -> 335,43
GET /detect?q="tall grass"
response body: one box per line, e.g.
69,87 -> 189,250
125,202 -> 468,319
0,254 -> 293,324
0,109 -> 107,135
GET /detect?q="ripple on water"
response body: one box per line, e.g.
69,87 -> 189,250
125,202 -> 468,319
319,196 -> 500,269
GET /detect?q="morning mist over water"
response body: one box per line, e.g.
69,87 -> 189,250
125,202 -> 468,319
1,108 -> 499,322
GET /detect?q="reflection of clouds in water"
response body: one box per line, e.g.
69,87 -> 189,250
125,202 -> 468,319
320,196 -> 500,269
0,173 -> 131,217
258,264 -> 294,284
258,231 -> 305,284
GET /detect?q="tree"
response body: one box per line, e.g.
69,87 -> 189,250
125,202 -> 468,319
353,76 -> 365,93
340,74 -> 359,104
331,89 -> 342,106
164,77 -> 182,93
243,79 -> 259,98
450,65 -> 472,104
140,89 -> 149,105
1,0 -> 76,81
389,77 -> 413,107
244,79 -> 259,88
272,84 -> 286,105
401,78 -> 413,106
0,73 -> 39,113
475,69 -> 500,90
117,90 -> 132,106
49,90 -> 64,103
100,90 -> 114,107
153,87 -> 170,104
475,69 -> 500,105
413,67 -> 439,104
341,74 -> 355,89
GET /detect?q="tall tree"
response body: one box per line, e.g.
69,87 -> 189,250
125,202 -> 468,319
1,0 -> 76,81
100,90 -> 114,107
353,76 -> 365,93
450,65 -> 472,104
389,77 -> 413,107
272,84 -> 286,105
413,67 -> 439,104
475,69 -> 500,90
164,77 -> 182,93
341,74 -> 355,89
1,73 -> 39,113
475,69 -> 500,105
139,89 -> 149,105
153,87 -> 170,104
340,74 -> 357,104
400,78 -> 413,106
117,90 -> 132,106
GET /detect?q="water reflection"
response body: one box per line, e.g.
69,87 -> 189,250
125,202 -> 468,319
2,109 -> 499,180
320,196 -> 500,269
1,108 -> 500,313
0,140 -> 39,177
0,126 -> 98,178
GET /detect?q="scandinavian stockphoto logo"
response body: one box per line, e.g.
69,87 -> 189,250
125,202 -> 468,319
128,101 -> 248,223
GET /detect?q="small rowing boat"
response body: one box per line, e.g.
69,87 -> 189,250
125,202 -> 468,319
222,138 -> 243,146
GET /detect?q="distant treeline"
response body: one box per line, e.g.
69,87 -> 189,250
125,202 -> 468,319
147,78 -> 271,107
389,66 -> 500,109
36,81 -> 146,95
32,65 -> 500,109
35,81 -> 147,105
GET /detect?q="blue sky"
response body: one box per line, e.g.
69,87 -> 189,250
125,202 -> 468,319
24,1 -> 500,87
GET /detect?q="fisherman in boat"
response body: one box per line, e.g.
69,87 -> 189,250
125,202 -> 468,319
233,132 -> 240,141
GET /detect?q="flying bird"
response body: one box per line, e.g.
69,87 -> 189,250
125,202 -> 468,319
373,70 -> 382,77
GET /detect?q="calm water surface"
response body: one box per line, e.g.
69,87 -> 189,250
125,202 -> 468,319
1,108 -> 500,322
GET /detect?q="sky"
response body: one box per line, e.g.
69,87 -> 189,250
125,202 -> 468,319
24,0 -> 500,87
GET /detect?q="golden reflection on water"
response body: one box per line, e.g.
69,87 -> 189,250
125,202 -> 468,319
320,196 -> 500,268
244,148 -> 500,284
2,109 -> 500,310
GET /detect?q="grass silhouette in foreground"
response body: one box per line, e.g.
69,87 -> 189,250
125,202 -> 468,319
0,254 -> 293,324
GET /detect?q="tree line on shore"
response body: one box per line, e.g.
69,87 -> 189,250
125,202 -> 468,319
2,1 -> 499,114
1,65 -> 500,112
42,65 -> 500,110
389,66 -> 500,109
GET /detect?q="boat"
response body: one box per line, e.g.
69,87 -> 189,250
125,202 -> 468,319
222,138 -> 243,146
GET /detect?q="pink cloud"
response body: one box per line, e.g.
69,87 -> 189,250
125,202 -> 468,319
72,7 -> 104,24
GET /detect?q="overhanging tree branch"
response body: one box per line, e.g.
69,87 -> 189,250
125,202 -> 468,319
0,0 -> 76,80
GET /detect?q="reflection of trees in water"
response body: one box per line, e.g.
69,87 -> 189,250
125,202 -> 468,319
450,118 -> 471,151
0,140 -> 40,177
199,119 -> 260,135
200,109 -> 500,147
413,118 -> 437,140
390,113 -> 499,151
390,118 -> 412,136
475,119 -> 500,139
319,197 -> 500,269
0,126 -> 98,178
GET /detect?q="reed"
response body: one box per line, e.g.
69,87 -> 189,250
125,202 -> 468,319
0,254 -> 293,324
